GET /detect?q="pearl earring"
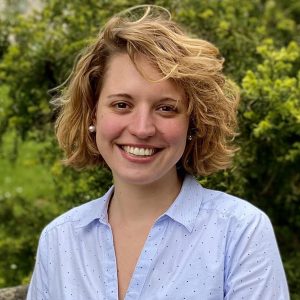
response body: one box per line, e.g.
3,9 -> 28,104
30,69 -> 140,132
188,135 -> 193,141
88,125 -> 96,133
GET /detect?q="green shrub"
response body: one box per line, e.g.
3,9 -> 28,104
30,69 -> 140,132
0,0 -> 299,295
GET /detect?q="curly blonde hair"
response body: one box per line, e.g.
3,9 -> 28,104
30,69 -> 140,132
53,5 -> 239,176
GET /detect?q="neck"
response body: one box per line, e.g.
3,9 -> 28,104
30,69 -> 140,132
108,172 -> 183,226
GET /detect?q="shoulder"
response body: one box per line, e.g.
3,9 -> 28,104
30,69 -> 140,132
181,176 -> 274,240
182,175 -> 266,220
198,183 -> 269,225
179,175 -> 271,232
40,190 -> 111,236
196,184 -> 278,259
194,187 -> 291,298
45,200 -> 94,229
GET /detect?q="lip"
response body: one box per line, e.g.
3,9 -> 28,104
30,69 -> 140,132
117,143 -> 163,162
122,145 -> 155,156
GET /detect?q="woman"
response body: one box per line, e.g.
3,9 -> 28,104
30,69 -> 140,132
27,5 -> 289,300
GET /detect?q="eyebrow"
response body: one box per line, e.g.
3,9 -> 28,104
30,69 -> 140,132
107,93 -> 133,99
107,93 -> 180,103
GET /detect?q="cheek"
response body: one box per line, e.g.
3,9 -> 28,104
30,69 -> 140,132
162,119 -> 189,146
95,114 -> 123,145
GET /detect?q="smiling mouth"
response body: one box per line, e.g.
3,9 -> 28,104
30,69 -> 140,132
121,145 -> 158,157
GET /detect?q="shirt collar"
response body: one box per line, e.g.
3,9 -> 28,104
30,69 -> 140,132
75,174 -> 203,232
161,174 -> 203,233
74,186 -> 114,228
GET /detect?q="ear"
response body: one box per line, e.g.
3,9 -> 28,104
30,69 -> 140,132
188,116 -> 197,137
91,103 -> 98,124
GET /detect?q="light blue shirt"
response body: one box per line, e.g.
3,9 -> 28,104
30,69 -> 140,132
27,175 -> 289,299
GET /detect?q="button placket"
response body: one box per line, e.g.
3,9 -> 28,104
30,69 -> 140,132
101,223 -> 119,300
125,219 -> 168,299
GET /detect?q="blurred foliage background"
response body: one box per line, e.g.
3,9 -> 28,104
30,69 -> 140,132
0,0 -> 299,298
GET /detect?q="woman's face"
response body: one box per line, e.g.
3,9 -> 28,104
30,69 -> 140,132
95,53 -> 189,186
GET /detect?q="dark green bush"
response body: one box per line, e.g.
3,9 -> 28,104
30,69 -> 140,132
0,0 -> 299,295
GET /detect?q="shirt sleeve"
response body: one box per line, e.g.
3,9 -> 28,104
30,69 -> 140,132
26,229 -> 49,300
224,210 -> 290,300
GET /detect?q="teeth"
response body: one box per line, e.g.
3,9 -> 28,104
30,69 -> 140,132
123,146 -> 155,156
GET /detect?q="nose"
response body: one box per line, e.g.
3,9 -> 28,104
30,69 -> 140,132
128,109 -> 156,139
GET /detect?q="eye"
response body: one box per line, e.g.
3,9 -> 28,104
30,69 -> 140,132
112,101 -> 131,110
157,105 -> 177,112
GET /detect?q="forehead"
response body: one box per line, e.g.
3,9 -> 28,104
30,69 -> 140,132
101,53 -> 185,101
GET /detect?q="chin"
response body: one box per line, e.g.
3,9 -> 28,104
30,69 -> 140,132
120,175 -> 158,186
115,168 -> 177,187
